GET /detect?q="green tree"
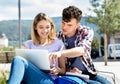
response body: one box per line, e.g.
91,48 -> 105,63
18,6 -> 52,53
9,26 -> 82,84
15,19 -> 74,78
87,0 -> 120,65
92,37 -> 100,50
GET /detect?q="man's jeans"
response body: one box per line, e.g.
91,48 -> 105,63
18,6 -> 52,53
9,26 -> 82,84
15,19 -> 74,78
8,56 -> 54,84
88,74 -> 112,84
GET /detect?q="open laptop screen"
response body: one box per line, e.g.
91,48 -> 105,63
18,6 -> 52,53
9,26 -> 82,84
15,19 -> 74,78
15,49 -> 50,72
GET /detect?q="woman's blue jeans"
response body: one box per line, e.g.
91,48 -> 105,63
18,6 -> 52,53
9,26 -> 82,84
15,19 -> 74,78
8,56 -> 54,84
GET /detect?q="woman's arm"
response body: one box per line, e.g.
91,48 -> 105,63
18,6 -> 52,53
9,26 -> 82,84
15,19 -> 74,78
50,53 -> 66,75
58,56 -> 66,74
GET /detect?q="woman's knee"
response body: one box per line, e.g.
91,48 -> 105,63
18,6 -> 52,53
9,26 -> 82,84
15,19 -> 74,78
13,56 -> 24,60
13,56 -> 26,61
12,56 -> 28,65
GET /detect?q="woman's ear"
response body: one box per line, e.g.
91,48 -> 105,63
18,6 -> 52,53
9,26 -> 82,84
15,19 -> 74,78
35,28 -> 37,30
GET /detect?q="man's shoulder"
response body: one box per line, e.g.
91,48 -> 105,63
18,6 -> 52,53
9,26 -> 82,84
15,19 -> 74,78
79,25 -> 91,30
78,25 -> 94,33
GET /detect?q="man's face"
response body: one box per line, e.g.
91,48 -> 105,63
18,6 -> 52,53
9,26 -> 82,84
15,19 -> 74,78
61,18 -> 79,38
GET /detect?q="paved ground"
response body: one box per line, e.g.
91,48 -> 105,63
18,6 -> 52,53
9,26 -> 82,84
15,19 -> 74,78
93,56 -> 120,62
93,56 -> 120,84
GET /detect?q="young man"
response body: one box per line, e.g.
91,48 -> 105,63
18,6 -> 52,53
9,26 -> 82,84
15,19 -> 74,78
51,6 -> 111,84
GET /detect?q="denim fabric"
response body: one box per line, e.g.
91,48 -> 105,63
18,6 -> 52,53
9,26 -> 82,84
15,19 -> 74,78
54,76 -> 86,84
88,74 -> 112,84
8,56 -> 54,84
63,76 -> 86,84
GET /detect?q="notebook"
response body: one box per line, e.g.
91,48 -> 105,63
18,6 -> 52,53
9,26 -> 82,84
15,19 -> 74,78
15,49 -> 50,72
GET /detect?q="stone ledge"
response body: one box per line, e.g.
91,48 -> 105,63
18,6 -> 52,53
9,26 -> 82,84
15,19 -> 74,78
0,51 -> 15,63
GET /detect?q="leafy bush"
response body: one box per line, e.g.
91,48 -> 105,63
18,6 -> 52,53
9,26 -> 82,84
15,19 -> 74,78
0,47 -> 15,52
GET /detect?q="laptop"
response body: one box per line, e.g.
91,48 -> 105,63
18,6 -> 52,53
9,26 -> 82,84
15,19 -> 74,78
15,49 -> 50,72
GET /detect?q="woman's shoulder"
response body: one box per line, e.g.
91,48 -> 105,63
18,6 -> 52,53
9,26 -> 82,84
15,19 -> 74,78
53,38 -> 64,47
23,40 -> 33,47
24,40 -> 33,44
54,38 -> 63,43
51,38 -> 65,51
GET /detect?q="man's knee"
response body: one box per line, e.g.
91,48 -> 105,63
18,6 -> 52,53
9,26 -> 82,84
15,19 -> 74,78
88,80 -> 101,84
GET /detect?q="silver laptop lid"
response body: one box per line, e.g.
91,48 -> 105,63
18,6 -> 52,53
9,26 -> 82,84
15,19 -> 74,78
15,49 -> 50,72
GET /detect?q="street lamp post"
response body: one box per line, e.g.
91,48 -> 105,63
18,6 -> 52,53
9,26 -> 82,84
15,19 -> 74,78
18,0 -> 21,48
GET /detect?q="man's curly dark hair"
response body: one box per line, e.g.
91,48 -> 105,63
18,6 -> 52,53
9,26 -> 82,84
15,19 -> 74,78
62,6 -> 82,23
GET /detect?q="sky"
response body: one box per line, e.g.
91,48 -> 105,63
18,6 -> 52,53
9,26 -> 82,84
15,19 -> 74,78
0,0 -> 94,21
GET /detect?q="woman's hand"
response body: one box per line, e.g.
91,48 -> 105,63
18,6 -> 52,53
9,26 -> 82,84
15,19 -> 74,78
50,66 -> 61,75
49,52 -> 61,64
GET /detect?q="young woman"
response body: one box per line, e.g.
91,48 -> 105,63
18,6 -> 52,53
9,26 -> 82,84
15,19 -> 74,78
8,13 -> 65,84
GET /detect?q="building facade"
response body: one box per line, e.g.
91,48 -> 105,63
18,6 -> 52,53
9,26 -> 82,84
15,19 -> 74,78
0,33 -> 8,47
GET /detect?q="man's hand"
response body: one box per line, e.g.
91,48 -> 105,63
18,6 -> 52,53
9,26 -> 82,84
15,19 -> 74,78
70,67 -> 82,74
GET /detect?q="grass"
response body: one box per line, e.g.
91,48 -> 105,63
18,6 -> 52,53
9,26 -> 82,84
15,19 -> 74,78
0,70 -> 9,84
0,46 -> 14,84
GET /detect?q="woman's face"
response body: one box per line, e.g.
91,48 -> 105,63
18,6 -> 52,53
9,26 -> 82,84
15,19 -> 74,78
35,20 -> 51,39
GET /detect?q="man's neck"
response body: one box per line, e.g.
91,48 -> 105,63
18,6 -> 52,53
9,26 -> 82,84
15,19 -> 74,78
66,30 -> 77,38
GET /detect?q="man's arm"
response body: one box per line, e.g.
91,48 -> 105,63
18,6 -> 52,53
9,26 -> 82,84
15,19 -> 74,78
60,28 -> 94,58
51,28 -> 94,59
60,47 -> 85,58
